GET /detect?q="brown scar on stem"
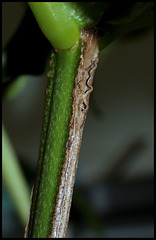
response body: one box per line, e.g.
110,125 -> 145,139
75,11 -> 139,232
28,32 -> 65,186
46,72 -> 51,95
46,88 -> 48,96
49,26 -> 99,238
24,187 -> 34,238
49,60 -> 53,66
54,48 -> 59,53
47,72 -> 50,79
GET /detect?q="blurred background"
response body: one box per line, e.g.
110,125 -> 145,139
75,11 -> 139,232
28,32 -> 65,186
2,2 -> 154,238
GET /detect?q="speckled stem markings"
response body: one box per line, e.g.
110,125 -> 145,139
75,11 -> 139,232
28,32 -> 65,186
49,27 -> 99,238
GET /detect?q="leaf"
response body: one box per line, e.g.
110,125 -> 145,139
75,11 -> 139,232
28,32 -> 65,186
98,3 -> 154,50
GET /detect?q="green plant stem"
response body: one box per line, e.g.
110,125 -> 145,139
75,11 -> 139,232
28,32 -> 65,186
26,41 -> 82,238
2,124 -> 30,225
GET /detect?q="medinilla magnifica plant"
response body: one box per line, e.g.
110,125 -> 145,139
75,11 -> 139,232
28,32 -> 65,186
2,2 -> 154,238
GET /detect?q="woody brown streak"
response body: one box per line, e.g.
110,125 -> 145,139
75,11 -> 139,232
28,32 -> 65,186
49,27 -> 99,238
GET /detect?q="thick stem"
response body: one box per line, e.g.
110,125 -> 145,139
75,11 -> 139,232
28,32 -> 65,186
25,27 -> 99,238
25,41 -> 82,238
49,27 -> 99,238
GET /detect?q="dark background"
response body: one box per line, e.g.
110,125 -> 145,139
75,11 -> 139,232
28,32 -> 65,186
2,2 -> 154,238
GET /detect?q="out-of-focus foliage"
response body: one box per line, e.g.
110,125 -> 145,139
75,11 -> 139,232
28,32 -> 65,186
98,2 -> 154,49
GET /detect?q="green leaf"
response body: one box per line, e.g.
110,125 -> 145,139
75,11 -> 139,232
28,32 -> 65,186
99,3 -> 154,50
2,124 -> 30,225
3,75 -> 29,100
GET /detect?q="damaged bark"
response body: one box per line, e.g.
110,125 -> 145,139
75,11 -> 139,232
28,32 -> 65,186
49,27 -> 99,238
25,27 -> 99,238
